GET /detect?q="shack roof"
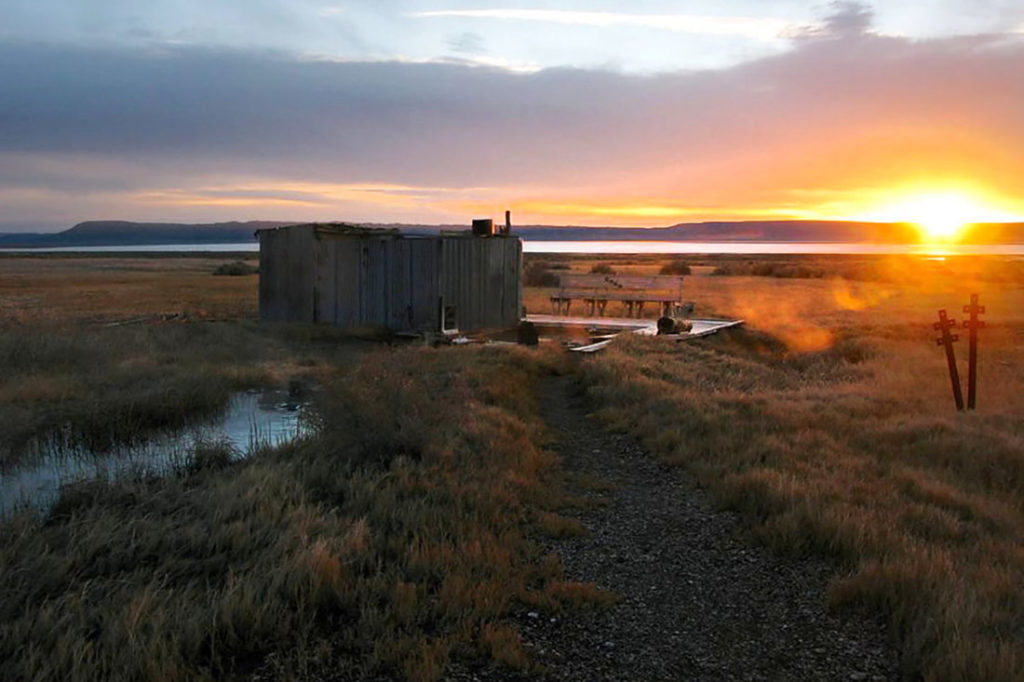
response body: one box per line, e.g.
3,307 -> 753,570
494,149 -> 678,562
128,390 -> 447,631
256,222 -> 519,240
255,222 -> 399,238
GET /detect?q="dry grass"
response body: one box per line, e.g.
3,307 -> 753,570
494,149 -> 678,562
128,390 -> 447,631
0,254 -> 259,323
569,260 -> 1024,681
522,252 -> 1024,323
0,343 -> 613,681
1,255 -> 616,680
7,251 -> 1023,680
0,256 -> 365,466
0,321 -> 368,467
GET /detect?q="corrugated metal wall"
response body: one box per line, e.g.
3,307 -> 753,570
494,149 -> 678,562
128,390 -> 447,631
259,225 -> 521,332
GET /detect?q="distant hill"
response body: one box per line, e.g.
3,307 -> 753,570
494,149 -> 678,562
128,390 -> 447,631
2,219 -> 1023,247
959,222 -> 1024,244
363,220 -> 1024,243
0,220 -> 292,247
512,221 -> 922,242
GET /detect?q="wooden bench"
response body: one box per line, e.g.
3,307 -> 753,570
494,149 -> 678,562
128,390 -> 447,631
550,274 -> 685,317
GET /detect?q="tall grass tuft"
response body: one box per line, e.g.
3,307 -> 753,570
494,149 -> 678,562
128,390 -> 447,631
0,320 -> 364,467
577,323 -> 1024,681
0,344 -> 598,681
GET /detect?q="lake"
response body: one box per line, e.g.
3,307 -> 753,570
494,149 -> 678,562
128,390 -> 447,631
2,241 -> 1024,255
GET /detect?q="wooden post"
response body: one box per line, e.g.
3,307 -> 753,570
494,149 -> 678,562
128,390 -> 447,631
934,309 -> 964,411
962,293 -> 985,410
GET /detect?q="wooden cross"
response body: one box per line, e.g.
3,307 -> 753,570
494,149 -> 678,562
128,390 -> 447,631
962,293 -> 985,410
935,309 -> 964,412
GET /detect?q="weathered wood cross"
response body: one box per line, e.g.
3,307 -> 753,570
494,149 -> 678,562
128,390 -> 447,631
934,309 -> 964,412
962,293 -> 985,410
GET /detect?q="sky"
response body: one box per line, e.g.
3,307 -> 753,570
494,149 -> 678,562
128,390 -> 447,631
1,1 -> 1023,231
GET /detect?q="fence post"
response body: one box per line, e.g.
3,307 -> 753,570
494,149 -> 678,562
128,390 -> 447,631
962,293 -> 985,410
934,309 -> 964,412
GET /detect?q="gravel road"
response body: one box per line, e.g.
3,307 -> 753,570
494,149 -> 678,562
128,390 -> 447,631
472,374 -> 899,682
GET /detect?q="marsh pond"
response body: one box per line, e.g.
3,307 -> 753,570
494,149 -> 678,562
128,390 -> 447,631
0,389 -> 310,517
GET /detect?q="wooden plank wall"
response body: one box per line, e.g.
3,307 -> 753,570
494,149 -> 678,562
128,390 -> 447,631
257,229 -> 283,320
359,237 -> 385,327
333,239 -> 361,328
406,239 -> 442,330
260,226 -> 521,332
313,234 -> 334,324
259,227 -> 315,322
290,227 -> 316,322
441,236 -> 521,331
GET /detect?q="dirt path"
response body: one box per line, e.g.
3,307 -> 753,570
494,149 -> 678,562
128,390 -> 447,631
512,375 -> 898,681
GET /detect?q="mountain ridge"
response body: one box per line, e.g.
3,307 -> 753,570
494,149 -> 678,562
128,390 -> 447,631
2,219 -> 1024,247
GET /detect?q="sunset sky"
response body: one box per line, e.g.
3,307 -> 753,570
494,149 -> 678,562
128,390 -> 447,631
2,1 -> 1024,231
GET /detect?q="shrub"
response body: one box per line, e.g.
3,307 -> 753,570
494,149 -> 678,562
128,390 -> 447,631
710,261 -> 825,279
659,260 -> 691,276
185,438 -> 238,475
524,262 -> 560,288
711,263 -> 738,276
213,260 -> 258,276
589,263 -> 615,275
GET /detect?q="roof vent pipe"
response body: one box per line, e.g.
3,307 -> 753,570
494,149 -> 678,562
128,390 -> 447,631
472,218 -> 494,236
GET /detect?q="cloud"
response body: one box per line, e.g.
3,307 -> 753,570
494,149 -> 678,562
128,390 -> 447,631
412,9 -> 802,40
1,16 -> 1023,226
317,5 -> 346,18
823,1 -> 874,37
447,31 -> 484,55
790,1 -> 874,40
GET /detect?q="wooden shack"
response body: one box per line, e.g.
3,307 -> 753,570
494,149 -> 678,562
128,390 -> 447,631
257,223 -> 522,333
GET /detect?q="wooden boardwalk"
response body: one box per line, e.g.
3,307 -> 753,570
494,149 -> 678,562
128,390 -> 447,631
524,314 -> 744,352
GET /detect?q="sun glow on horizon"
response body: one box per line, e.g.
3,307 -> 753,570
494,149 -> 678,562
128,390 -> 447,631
857,191 -> 1023,242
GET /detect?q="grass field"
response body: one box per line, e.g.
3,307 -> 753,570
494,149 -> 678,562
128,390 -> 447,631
556,255 -> 1024,680
0,254 -> 259,323
0,255 -> 367,467
1,252 -> 1022,680
0,255 -> 610,681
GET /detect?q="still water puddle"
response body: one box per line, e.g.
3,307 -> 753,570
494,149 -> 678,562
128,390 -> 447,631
0,389 -> 311,517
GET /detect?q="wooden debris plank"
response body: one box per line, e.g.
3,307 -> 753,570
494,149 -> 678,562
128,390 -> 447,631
525,313 -> 657,331
562,318 -> 744,353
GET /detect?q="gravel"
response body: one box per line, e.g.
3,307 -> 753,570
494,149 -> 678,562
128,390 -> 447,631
451,375 -> 899,681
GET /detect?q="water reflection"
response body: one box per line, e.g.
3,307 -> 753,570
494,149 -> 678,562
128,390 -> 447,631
523,241 -> 1024,255
0,390 -> 310,517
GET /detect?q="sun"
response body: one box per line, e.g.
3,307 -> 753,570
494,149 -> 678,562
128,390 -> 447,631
899,193 -> 976,241
862,191 -> 1021,243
